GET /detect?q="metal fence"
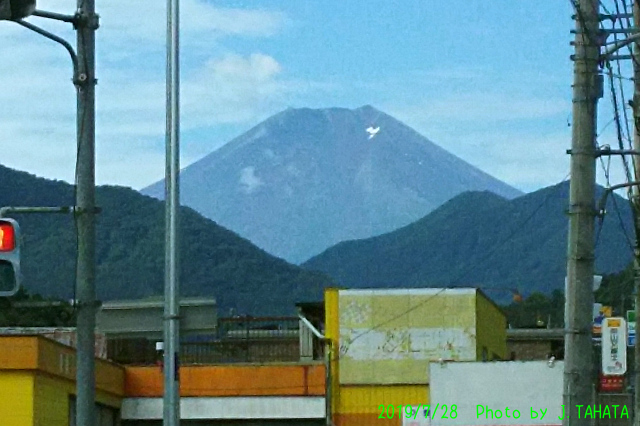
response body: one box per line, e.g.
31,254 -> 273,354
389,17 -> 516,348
107,316 -> 321,365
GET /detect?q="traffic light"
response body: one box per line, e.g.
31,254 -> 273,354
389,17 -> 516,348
0,0 -> 36,21
0,218 -> 21,297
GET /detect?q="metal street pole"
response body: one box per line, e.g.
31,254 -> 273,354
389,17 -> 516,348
564,1 -> 600,426
632,3 -> 640,425
74,0 -> 98,425
164,0 -> 181,423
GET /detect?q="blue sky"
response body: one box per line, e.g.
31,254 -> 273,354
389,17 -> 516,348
0,0 -> 632,193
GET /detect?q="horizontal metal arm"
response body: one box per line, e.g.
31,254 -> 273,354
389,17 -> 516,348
596,148 -> 640,158
0,206 -> 75,218
32,9 -> 76,23
15,20 -> 78,79
597,13 -> 633,21
567,148 -> 640,157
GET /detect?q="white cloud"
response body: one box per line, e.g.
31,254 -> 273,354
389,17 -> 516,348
207,53 -> 282,82
0,4 -> 586,196
0,1 -> 292,189
182,53 -> 291,127
33,0 -> 286,44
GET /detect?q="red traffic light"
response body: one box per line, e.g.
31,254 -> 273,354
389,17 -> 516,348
0,221 -> 16,252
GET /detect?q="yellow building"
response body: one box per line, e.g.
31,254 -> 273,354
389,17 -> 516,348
0,288 -> 506,426
324,287 -> 507,426
0,335 -> 125,426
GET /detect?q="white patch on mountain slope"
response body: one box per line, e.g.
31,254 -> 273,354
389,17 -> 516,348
251,125 -> 268,140
240,166 -> 263,193
263,148 -> 276,159
366,126 -> 380,139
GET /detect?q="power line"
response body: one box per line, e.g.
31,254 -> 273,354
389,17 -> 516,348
605,62 -> 634,187
618,0 -> 640,71
598,116 -> 617,137
604,3 -> 636,186
340,172 -> 571,352
593,145 -> 635,251
594,146 -> 635,252
600,59 -> 636,250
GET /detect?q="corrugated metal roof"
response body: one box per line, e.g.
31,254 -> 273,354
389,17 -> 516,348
100,297 -> 216,310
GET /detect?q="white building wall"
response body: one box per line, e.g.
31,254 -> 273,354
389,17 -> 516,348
428,361 -> 564,426
121,396 -> 326,420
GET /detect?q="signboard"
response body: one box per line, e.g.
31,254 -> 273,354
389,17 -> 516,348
599,373 -> 624,393
628,310 -> 636,347
429,361 -> 564,426
602,317 -> 627,375
593,304 -> 612,339
338,289 -> 478,385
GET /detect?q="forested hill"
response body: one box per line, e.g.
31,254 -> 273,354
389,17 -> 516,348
303,181 -> 634,301
0,165 -> 333,315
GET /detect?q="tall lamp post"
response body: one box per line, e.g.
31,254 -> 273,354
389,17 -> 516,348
164,0 -> 181,424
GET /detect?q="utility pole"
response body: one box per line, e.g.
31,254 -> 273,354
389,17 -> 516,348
632,3 -> 640,424
565,1 -> 600,426
164,0 -> 181,424
0,2 -> 98,422
74,0 -> 98,424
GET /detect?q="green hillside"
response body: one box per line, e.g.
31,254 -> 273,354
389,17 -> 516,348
303,181 -> 634,302
0,165 -> 333,315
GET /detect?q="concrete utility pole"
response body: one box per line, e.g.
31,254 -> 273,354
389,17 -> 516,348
565,1 -> 600,426
633,3 -> 640,424
164,0 -> 181,423
74,0 -> 98,424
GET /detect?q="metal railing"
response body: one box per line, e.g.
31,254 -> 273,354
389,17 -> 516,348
107,316 -> 325,365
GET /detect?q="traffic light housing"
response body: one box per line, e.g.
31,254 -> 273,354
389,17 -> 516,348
0,0 -> 36,21
0,218 -> 21,297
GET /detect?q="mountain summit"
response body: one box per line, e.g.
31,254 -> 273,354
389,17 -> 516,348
143,106 -> 522,263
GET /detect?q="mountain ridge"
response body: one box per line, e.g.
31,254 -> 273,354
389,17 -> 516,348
302,181 -> 633,299
0,164 -> 333,315
143,105 -> 523,263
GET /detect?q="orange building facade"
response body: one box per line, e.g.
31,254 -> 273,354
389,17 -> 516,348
0,287 -> 507,426
122,363 -> 326,424
0,335 -> 124,426
0,334 -> 327,426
